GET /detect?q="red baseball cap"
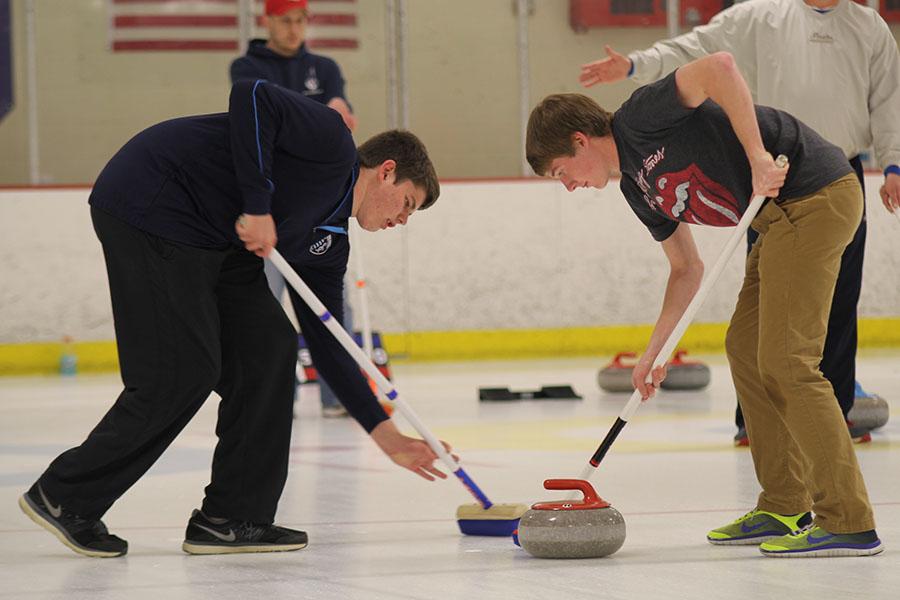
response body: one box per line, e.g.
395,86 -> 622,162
265,0 -> 308,16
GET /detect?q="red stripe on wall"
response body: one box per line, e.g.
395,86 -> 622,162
115,15 -> 236,27
111,0 -> 356,4
307,38 -> 357,49
309,13 -> 356,27
112,38 -> 357,51
115,13 -> 355,28
112,0 -> 235,4
308,13 -> 356,25
112,39 -> 239,51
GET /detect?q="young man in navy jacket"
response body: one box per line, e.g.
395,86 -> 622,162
19,79 -> 447,557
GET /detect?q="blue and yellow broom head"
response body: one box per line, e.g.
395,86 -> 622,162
456,503 -> 529,536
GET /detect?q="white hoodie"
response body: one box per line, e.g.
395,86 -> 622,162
628,0 -> 900,169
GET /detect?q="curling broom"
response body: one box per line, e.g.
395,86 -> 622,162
270,248 -> 526,535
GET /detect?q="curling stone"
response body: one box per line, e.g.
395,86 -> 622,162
517,479 -> 625,559
597,352 -> 637,393
848,391 -> 890,431
659,349 -> 711,391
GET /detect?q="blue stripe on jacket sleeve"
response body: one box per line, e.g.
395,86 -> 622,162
250,80 -> 275,193
314,225 -> 347,235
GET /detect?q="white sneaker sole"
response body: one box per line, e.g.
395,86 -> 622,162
707,535 -> 780,546
761,542 -> 884,558
182,541 -> 308,555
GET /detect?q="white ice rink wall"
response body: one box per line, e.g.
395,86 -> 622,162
2,175 -> 898,347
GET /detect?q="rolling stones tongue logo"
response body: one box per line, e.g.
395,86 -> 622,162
653,164 -> 740,226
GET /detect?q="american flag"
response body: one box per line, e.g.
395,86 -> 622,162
108,0 -> 358,52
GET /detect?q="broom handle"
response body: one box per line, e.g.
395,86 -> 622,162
578,155 -> 788,482
269,249 -> 495,509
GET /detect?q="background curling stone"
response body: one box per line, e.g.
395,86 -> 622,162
517,479 -> 625,559
659,350 -> 711,391
597,352 -> 637,393
848,384 -> 889,431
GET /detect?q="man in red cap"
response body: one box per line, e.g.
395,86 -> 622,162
232,0 -> 355,132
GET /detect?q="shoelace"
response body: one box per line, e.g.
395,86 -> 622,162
60,509 -> 109,535
233,521 -> 270,541
734,509 -> 760,524
788,523 -> 815,537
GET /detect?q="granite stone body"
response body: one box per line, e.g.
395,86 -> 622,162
847,394 -> 890,430
660,362 -> 711,390
597,352 -> 637,393
518,505 -> 626,559
660,351 -> 710,391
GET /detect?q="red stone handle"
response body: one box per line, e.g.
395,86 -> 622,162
540,479 -> 609,509
670,349 -> 694,365
610,352 -> 637,368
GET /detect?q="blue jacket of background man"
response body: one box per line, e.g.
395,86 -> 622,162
230,39 -> 350,109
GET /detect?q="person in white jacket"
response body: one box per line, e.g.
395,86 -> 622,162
580,0 -> 900,444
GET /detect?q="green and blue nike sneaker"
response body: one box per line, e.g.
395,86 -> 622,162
707,509 -> 812,545
760,524 -> 883,558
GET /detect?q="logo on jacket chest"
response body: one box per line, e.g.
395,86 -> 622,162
309,234 -> 333,255
303,67 -> 322,95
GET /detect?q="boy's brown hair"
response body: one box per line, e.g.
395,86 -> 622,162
526,94 -> 614,176
358,130 -> 440,209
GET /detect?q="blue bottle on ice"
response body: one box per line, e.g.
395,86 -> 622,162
59,336 -> 77,376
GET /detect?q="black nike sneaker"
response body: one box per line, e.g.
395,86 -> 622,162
182,509 -> 308,555
18,482 -> 128,557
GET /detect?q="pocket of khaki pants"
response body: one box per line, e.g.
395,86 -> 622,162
752,200 -> 794,235
782,181 -> 861,235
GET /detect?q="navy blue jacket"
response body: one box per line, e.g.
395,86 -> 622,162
230,40 -> 350,109
89,80 -> 387,432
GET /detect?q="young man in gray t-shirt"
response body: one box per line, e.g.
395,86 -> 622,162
526,53 -> 881,558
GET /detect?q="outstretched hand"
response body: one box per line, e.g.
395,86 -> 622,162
235,213 -> 277,257
370,419 -> 457,481
579,45 -> 632,87
880,173 -> 900,214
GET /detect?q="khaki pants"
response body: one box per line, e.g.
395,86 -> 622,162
725,173 -> 874,533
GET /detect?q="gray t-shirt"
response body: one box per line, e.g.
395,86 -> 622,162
612,72 -> 852,241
